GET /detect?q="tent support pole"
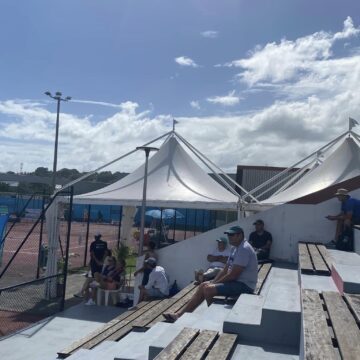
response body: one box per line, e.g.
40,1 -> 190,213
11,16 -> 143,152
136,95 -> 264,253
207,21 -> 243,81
246,131 -> 348,197
59,131 -> 172,193
175,132 -> 251,201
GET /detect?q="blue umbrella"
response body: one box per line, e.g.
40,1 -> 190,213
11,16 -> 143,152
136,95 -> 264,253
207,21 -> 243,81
146,208 -> 184,219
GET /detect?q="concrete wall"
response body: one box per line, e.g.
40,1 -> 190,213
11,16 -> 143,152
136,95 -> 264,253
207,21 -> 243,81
156,188 -> 360,289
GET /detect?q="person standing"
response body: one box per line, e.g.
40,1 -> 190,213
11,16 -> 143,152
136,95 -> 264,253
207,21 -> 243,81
89,233 -> 108,276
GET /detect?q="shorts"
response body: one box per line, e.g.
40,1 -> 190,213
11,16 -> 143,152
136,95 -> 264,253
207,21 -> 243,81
146,287 -> 167,298
215,281 -> 254,297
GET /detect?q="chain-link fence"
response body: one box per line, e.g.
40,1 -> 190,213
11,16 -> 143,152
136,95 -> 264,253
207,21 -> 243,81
0,274 -> 64,337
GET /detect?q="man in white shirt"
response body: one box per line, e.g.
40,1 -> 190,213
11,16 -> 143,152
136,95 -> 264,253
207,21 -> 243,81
195,236 -> 230,283
138,258 -> 169,301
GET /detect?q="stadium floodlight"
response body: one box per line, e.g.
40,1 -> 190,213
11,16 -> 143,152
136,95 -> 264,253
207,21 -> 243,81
44,91 -> 72,191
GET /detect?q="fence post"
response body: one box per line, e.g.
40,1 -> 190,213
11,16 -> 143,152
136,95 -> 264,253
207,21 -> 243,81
117,205 -> 122,249
83,204 -> 91,267
60,186 -> 74,311
36,195 -> 46,279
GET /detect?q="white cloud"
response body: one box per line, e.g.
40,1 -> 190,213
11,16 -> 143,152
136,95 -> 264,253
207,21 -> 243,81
207,90 -> 240,106
200,30 -> 218,39
190,101 -> 200,110
1,18 -> 360,176
228,16 -> 360,87
175,56 -> 199,68
72,99 -> 124,108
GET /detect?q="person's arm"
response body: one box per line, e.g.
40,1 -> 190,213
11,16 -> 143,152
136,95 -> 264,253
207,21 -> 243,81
207,254 -> 222,262
261,233 -> 272,250
144,271 -> 155,290
213,265 -> 243,284
211,264 -> 229,283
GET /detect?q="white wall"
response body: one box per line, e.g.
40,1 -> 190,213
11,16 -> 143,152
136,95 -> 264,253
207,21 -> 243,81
156,188 -> 360,289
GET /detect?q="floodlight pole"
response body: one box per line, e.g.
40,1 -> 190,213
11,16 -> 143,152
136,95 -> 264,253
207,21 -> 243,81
137,146 -> 159,255
44,91 -> 71,191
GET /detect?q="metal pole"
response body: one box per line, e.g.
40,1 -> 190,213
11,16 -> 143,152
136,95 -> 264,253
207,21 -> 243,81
36,195 -> 46,279
83,204 -> 91,267
173,210 -> 176,242
139,152 -> 149,255
117,205 -> 122,248
194,209 -> 197,236
184,208 -> 187,240
52,98 -> 61,191
60,186 -> 74,311
137,147 -> 158,255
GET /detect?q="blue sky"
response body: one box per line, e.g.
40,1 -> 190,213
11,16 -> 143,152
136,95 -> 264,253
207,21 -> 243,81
1,1 -> 360,173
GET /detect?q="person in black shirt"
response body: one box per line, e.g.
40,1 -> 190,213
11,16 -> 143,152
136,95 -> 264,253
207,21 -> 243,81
248,219 -> 272,261
89,233 -> 108,276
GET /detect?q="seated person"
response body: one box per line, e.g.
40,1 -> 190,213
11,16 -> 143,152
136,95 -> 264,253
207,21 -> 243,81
84,257 -> 126,305
163,225 -> 258,322
138,258 -> 169,301
326,188 -> 360,250
134,241 -> 158,286
74,248 -> 112,298
249,219 -> 272,261
195,236 -> 230,283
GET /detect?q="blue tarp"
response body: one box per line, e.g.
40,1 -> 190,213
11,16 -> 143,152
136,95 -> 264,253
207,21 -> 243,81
0,214 -> 9,266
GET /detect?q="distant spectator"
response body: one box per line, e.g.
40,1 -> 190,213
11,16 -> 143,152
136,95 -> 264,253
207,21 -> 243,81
85,257 -> 126,305
138,258 -> 169,301
74,248 -> 112,299
249,219 -> 272,261
195,236 -> 230,283
326,188 -> 360,250
89,233 -> 108,276
134,241 -> 158,285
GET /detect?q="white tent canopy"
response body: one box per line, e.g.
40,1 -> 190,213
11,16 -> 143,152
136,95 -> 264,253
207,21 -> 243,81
74,135 -> 240,210
264,136 -> 360,204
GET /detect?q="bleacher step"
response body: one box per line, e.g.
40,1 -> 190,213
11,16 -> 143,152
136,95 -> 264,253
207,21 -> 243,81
231,342 -> 299,360
65,349 -> 91,360
223,267 -> 301,347
329,250 -> 360,293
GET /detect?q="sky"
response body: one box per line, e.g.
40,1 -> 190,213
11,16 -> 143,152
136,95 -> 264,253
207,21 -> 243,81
1,0 -> 360,174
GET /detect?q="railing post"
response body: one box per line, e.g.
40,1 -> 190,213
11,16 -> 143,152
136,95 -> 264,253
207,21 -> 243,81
60,186 -> 74,311
36,195 -> 46,279
83,204 -> 91,267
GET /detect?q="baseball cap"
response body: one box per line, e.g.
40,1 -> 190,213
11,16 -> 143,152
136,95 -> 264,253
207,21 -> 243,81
253,219 -> 264,225
145,257 -> 157,266
224,225 -> 244,235
335,188 -> 349,197
216,236 -> 228,244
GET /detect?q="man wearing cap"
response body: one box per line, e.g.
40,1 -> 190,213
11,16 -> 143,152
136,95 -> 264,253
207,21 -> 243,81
138,257 -> 169,301
326,188 -> 360,249
249,219 -> 273,261
89,233 -> 108,277
195,236 -> 230,283
163,225 -> 257,322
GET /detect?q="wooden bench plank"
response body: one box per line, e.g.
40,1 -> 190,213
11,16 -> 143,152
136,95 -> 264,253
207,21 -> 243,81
344,294 -> 360,324
206,333 -> 238,360
307,244 -> 330,275
147,285 -> 199,328
179,330 -> 218,360
323,291 -> 360,360
105,323 -> 134,342
301,289 -> 337,360
255,263 -> 272,295
298,243 -> 314,274
172,282 -> 198,299
132,298 -> 178,328
316,244 -> 333,271
154,327 -> 200,360
81,300 -> 162,350
57,301 -> 150,358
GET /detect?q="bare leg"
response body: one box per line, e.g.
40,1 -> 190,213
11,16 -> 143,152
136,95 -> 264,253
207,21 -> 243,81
203,284 -> 218,306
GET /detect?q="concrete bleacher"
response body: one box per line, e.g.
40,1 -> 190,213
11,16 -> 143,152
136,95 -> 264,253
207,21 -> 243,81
223,265 -> 301,347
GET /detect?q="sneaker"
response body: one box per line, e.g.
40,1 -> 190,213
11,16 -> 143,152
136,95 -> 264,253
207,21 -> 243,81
85,299 -> 96,306
74,292 -> 84,298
